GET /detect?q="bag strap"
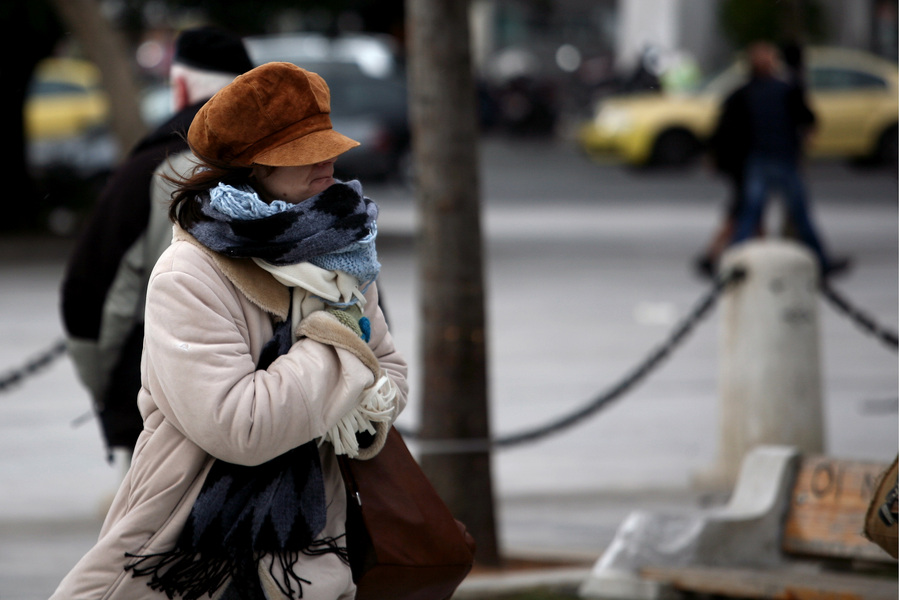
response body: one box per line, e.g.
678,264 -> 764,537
337,455 -> 362,508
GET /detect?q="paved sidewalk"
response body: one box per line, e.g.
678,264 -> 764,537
0,489 -> 717,599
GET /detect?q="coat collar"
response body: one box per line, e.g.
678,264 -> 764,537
173,225 -> 290,321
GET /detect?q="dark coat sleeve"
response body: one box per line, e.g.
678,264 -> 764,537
787,84 -> 816,132
709,87 -> 751,178
60,112 -> 194,340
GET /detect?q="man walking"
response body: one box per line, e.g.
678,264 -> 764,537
727,41 -> 847,276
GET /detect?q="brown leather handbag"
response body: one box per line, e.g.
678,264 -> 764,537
338,427 -> 477,600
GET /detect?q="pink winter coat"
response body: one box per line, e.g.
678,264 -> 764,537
51,226 -> 408,599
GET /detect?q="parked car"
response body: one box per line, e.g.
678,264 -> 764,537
24,56 -> 119,181
244,33 -> 411,182
24,56 -> 177,234
25,57 -> 110,141
578,46 -> 899,168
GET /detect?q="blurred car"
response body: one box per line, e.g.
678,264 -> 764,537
578,46 -> 899,168
25,58 -> 211,181
24,56 -> 119,181
476,1 -> 617,136
25,57 -> 110,141
23,56 -> 179,233
244,32 -> 411,182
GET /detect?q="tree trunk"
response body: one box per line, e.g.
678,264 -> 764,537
405,0 -> 500,565
48,0 -> 146,157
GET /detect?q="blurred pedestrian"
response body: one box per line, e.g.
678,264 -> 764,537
51,61 -> 408,600
694,74 -> 753,277
778,39 -> 808,243
696,41 -> 820,277
60,27 -> 254,464
727,41 -> 847,276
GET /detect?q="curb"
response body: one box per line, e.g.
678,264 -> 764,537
456,567 -> 592,599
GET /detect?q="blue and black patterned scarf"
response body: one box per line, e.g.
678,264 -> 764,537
125,180 -> 378,599
192,178 -> 380,282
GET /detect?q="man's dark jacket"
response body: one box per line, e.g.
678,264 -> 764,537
61,103 -> 202,453
709,75 -> 816,176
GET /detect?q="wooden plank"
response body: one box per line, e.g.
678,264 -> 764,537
641,565 -> 898,600
782,455 -> 893,562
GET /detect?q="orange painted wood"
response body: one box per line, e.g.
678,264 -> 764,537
782,455 -> 890,562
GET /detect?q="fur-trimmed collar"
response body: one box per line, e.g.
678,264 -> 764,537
172,224 -> 291,321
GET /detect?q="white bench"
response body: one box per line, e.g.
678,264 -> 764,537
579,446 -> 897,600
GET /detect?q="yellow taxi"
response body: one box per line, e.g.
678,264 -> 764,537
25,57 -> 110,141
578,46 -> 898,167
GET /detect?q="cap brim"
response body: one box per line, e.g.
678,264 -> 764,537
252,129 -> 360,167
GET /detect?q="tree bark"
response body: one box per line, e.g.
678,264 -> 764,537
48,0 -> 146,157
405,0 -> 500,565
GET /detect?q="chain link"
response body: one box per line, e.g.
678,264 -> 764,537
400,268 -> 746,453
2,269 -> 895,455
820,282 -> 898,351
0,339 -> 67,393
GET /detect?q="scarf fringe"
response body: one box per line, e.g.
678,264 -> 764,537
264,536 -> 350,599
125,535 -> 349,600
320,375 -> 395,457
125,548 -> 236,600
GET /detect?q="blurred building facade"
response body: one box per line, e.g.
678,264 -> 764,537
615,0 -> 897,73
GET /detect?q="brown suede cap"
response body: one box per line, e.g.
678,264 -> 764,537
188,61 -> 359,167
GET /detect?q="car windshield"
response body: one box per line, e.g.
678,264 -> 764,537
28,80 -> 92,97
325,72 -> 407,118
809,67 -> 888,90
245,34 -> 399,79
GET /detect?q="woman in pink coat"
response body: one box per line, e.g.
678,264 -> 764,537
51,62 -> 408,600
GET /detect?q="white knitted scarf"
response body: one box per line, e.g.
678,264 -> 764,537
254,260 -> 395,458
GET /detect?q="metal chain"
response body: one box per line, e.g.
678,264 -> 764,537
0,339 -> 67,393
399,267 -> 746,454
819,282 -> 898,351
6,270 -> 892,454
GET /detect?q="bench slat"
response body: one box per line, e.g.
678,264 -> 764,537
782,456 -> 892,562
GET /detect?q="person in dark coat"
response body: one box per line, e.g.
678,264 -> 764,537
60,27 -> 254,461
694,78 -> 754,277
726,41 -> 846,276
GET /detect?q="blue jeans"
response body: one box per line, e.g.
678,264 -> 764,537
732,154 -> 829,269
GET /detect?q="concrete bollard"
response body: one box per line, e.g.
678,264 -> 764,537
712,239 -> 824,488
